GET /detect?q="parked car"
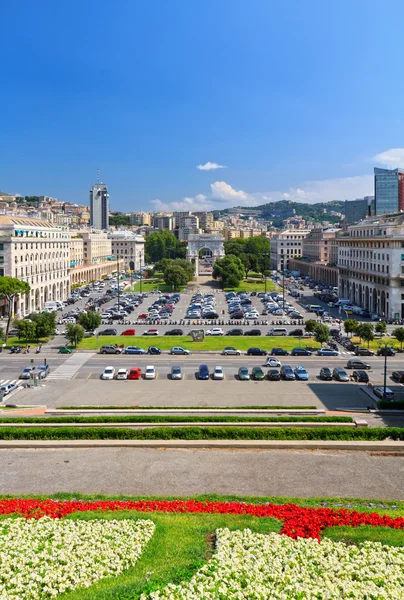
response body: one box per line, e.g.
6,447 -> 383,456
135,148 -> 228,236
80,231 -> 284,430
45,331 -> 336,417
147,346 -> 161,355
319,367 -> 332,380
226,328 -> 244,336
198,365 -> 210,380
267,369 -> 281,381
238,367 -> 250,381
317,348 -> 339,356
19,366 -> 34,380
99,328 -> 117,336
354,347 -> 375,356
101,366 -> 115,380
288,329 -> 304,337
376,347 -> 396,356
206,328 -> 224,336
291,348 -> 312,356
373,386 -> 395,399
143,328 -> 159,336
0,383 -> 18,396
121,329 -> 136,336
333,368 -> 349,382
244,329 -> 261,336
37,364 -> 50,378
222,347 -> 241,356
170,346 -> 191,355
346,360 -> 371,370
294,366 -> 309,381
165,329 -> 184,336
171,366 -> 182,380
392,370 -> 404,383
128,367 -> 142,380
124,346 -> 146,355
213,366 -> 224,380
265,357 -> 281,367
100,345 -> 123,355
352,370 -> 369,383
251,366 -> 265,381
246,347 -> 267,356
144,365 -> 156,380
280,365 -> 295,380
116,368 -> 129,380
270,348 -> 289,356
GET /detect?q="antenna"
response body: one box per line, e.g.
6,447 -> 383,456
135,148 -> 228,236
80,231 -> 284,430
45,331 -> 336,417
97,169 -> 100,183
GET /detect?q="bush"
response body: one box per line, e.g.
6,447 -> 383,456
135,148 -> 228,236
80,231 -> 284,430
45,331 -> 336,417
0,427 -> 402,441
377,400 -> 404,410
0,416 -> 354,425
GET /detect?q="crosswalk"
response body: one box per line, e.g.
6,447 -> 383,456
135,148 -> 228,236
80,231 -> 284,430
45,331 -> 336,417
47,353 -> 94,381
0,379 -> 24,397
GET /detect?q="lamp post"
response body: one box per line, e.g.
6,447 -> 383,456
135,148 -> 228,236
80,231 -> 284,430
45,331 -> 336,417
262,252 -> 270,294
378,342 -> 389,400
116,256 -> 120,310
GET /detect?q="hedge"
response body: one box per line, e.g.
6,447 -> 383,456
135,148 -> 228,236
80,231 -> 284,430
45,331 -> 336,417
0,427 -> 402,441
377,400 -> 404,410
57,405 -> 318,411
0,416 -> 353,424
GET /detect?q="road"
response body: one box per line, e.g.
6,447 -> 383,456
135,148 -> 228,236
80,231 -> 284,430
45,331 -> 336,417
1,447 -> 403,499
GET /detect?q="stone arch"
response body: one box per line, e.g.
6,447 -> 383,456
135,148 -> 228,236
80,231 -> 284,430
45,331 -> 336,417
186,234 -> 225,276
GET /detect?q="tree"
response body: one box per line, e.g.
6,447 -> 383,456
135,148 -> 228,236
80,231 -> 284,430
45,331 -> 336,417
109,214 -> 130,228
79,310 -> 102,332
375,321 -> 387,335
163,265 -> 190,290
31,312 -> 57,338
304,319 -> 317,333
65,323 -> 85,348
14,319 -> 37,342
392,327 -> 404,349
145,231 -> 178,263
356,323 -> 374,348
224,239 -> 247,257
212,255 -> 244,288
313,323 -> 330,347
344,319 -> 358,338
0,277 -> 31,341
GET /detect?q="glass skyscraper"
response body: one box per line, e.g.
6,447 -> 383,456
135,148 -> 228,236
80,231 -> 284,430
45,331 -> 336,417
89,182 -> 109,230
374,167 -> 404,215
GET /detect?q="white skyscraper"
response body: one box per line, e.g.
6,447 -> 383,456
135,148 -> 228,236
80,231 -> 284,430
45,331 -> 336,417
89,182 -> 109,230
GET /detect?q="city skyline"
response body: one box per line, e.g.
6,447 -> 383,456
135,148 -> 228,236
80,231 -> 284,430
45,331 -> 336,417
2,1 -> 404,211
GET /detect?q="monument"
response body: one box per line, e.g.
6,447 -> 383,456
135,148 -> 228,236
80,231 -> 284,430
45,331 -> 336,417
186,234 -> 225,276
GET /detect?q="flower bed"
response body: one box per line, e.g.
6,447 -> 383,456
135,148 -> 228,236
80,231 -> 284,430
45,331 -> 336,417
0,517 -> 154,599
1,498 -> 403,541
143,528 -> 404,599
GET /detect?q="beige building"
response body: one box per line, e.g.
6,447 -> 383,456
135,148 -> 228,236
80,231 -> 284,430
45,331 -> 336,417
69,230 -> 115,285
302,228 -> 340,265
270,230 -> 310,271
0,216 -> 70,316
194,212 -> 214,230
129,212 -> 152,226
108,230 -> 145,271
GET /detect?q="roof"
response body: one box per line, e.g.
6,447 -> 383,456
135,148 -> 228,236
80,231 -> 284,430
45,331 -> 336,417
0,215 -> 53,228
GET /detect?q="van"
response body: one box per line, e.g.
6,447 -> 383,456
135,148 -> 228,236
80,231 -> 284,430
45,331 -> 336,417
308,305 -> 321,312
267,328 -> 287,336
335,299 -> 351,306
43,301 -> 58,312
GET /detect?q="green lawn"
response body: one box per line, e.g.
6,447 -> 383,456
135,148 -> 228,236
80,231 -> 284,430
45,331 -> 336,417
3,335 -> 50,349
131,280 -> 176,293
79,335 -> 321,352
350,336 -> 402,351
225,278 -> 277,293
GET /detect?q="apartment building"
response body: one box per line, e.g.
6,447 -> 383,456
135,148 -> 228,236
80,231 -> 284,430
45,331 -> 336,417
270,230 -> 310,271
338,213 -> 404,318
302,228 -> 340,265
69,230 -> 115,285
108,230 -> 145,270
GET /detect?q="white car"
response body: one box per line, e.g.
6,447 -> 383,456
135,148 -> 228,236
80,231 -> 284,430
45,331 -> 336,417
144,365 -> 156,380
213,366 -> 224,380
265,357 -> 281,368
206,328 -> 224,336
101,366 -> 116,380
116,368 -> 129,380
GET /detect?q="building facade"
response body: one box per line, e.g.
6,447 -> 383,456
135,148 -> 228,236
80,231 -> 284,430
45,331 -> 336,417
302,228 -> 340,265
108,230 -> 145,271
89,183 -> 109,230
270,230 -> 310,271
0,216 -> 70,316
337,213 -> 404,318
344,197 -> 374,225
69,230 -> 115,285
374,168 -> 404,215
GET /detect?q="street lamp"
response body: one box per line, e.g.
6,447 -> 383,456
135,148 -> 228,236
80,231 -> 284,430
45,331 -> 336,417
262,252 -> 270,294
378,342 -> 390,400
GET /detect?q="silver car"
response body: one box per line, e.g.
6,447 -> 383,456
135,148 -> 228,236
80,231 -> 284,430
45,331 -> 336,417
171,366 -> 182,380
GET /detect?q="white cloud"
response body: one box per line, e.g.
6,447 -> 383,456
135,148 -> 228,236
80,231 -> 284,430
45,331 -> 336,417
210,181 -> 249,202
197,162 -> 227,171
151,195 -> 213,212
373,148 -> 404,169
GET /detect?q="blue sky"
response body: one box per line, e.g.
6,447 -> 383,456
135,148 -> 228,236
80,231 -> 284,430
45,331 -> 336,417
2,0 -> 404,212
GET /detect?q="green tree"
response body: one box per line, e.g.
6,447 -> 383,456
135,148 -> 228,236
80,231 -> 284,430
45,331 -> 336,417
313,323 -> 330,347
79,310 -> 102,332
14,319 -> 37,342
392,327 -> 404,349
145,231 -> 178,263
304,319 -> 317,333
375,321 -> 387,335
224,239 -> 247,257
109,214 -> 130,228
163,265 -> 190,290
212,255 -> 244,288
31,312 -> 57,338
65,323 -> 85,348
356,323 -> 374,348
344,319 -> 358,338
0,277 -> 31,341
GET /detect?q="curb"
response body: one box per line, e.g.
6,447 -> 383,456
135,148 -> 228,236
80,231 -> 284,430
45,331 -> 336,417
0,422 -> 359,429
46,409 -> 327,416
0,440 -> 399,450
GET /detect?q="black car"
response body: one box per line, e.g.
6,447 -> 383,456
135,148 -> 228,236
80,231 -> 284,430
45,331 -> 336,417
346,360 -> 370,370
165,329 -> 184,336
291,348 -> 312,356
226,329 -> 244,336
246,347 -> 268,356
204,312 -> 219,319
354,347 -> 375,356
319,367 -> 332,380
288,329 -> 304,337
280,365 -> 295,380
267,369 -> 281,381
244,329 -> 261,336
99,328 -> 117,336
270,347 -> 289,356
353,370 -> 369,383
147,346 -> 161,355
376,347 -> 395,356
392,370 -> 404,383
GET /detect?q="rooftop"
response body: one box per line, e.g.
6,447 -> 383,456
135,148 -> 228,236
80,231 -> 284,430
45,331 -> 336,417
0,215 -> 53,228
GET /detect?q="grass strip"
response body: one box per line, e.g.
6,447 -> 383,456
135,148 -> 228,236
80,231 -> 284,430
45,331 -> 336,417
56,405 -> 318,410
0,426 -> 401,440
0,416 -> 353,424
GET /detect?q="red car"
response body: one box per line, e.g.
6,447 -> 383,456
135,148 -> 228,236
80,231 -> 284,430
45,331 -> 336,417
128,367 -> 142,380
121,328 -> 136,336
138,313 -> 148,319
